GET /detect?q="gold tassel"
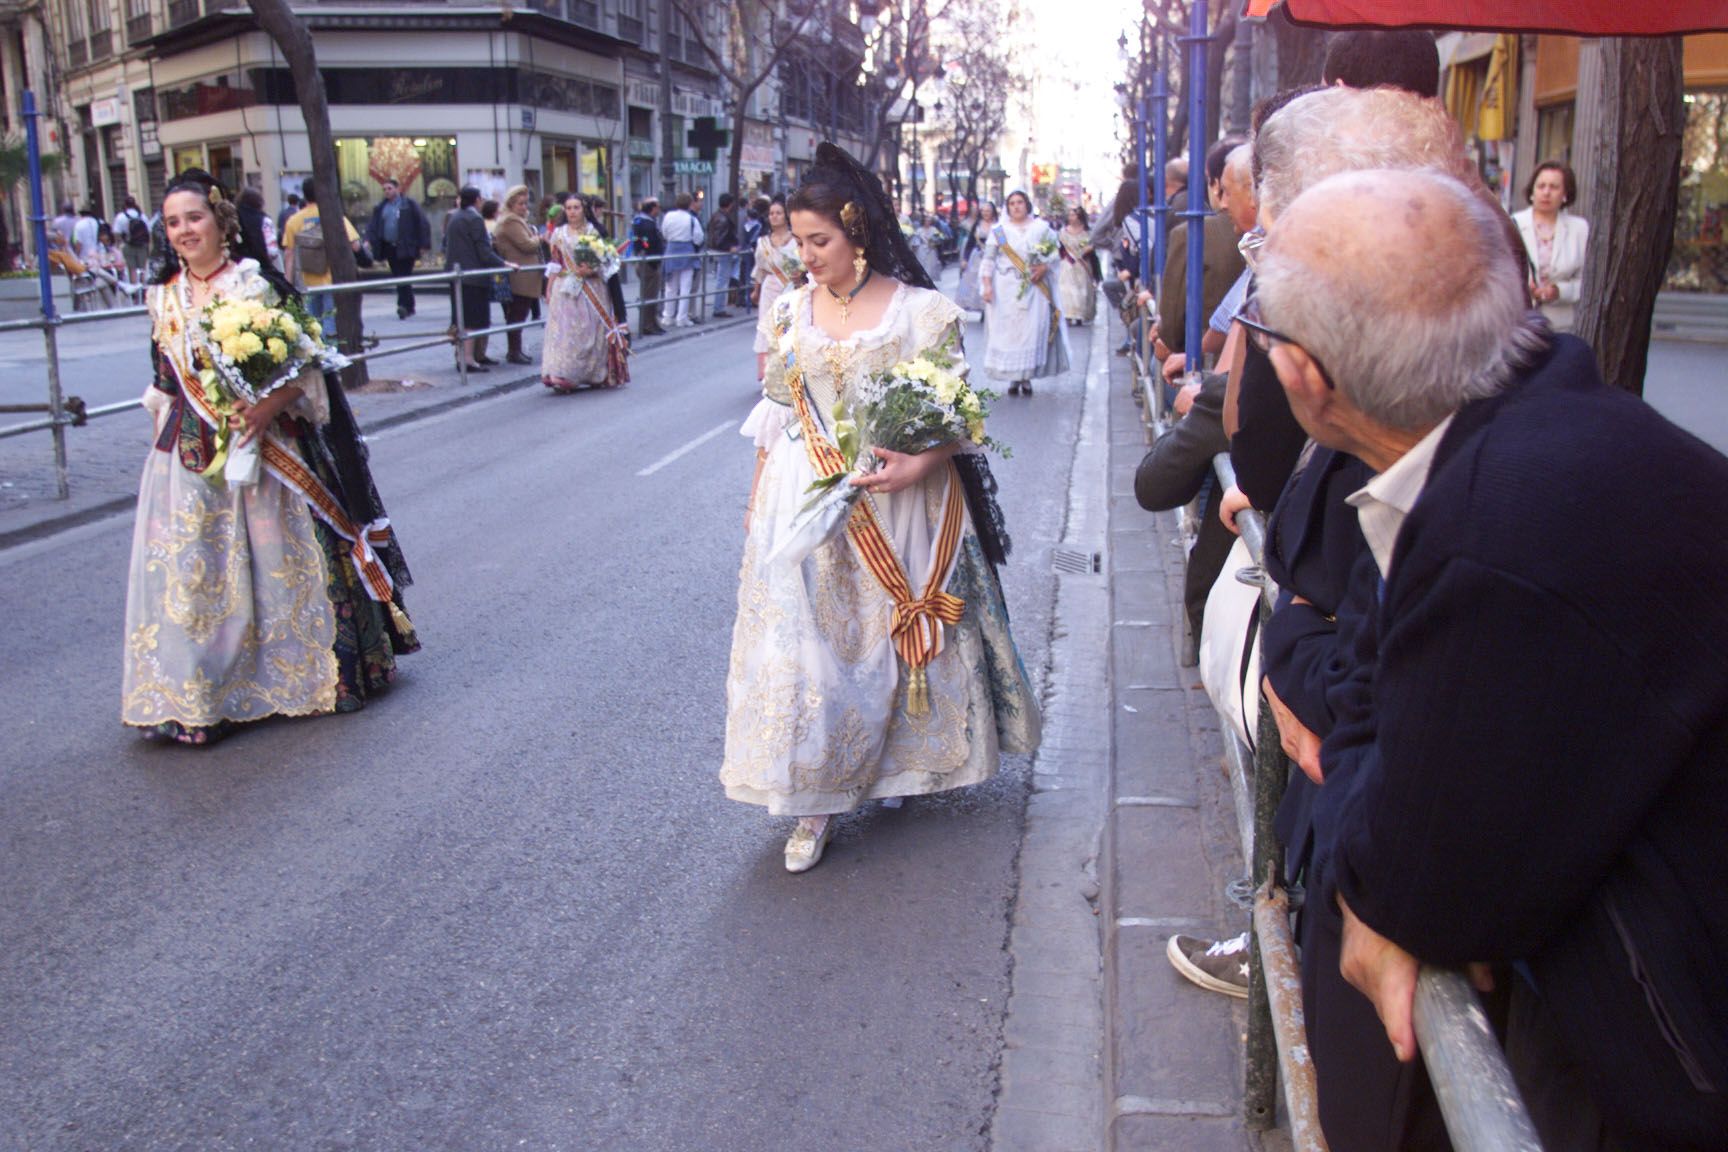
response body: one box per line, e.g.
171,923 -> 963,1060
389,602 -> 414,637
907,665 -> 929,717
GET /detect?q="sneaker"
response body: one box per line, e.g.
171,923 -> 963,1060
1166,931 -> 1251,998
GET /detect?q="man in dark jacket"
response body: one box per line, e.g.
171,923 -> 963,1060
705,192 -> 739,317
631,198 -> 667,335
1259,167 -> 1728,1152
366,179 -> 432,319
1156,137 -> 1245,360
443,184 -> 513,371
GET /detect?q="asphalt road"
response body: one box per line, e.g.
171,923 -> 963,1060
0,306 -> 1086,1150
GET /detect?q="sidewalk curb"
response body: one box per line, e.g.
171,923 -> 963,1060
0,314 -> 760,553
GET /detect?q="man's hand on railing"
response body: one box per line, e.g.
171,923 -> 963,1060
1164,352 -> 1189,386
1153,335 -> 1171,362
1219,484 -> 1251,536
1262,675 -> 1322,783
1339,896 -> 1421,1063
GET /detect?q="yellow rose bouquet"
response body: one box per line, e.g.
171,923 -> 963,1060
768,334 -> 1006,568
196,293 -> 348,485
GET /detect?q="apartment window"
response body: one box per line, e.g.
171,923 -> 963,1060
1534,103 -> 1574,169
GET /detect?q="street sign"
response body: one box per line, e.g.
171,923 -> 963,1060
673,159 -> 715,175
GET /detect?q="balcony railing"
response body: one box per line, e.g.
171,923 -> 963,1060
126,12 -> 153,42
67,38 -> 88,67
568,0 -> 598,28
167,0 -> 203,28
88,29 -> 113,59
616,13 -> 643,42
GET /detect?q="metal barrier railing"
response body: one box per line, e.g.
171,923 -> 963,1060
0,249 -> 755,499
1126,295 -> 1542,1151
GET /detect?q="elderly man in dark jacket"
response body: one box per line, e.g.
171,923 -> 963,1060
444,184 -> 512,372
366,178 -> 432,319
1256,167 -> 1728,1152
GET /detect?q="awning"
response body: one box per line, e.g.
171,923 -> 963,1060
1243,0 -> 1728,36
1439,31 -> 1500,67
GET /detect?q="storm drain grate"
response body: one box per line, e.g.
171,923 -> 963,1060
1053,548 -> 1103,575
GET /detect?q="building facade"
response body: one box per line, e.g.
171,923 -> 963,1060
0,0 -> 871,262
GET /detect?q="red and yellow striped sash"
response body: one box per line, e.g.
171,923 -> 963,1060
785,368 -> 965,713
998,240 -> 1061,343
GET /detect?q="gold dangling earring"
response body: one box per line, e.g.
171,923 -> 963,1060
853,249 -> 868,288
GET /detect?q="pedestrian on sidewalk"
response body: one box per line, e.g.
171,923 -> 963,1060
631,197 -> 667,335
123,168 -> 419,747
282,177 -> 362,333
366,177 -> 432,319
444,184 -> 515,372
659,192 -> 703,328
113,195 -> 152,284
721,141 -> 1041,873
492,185 -> 546,365
705,191 -> 740,317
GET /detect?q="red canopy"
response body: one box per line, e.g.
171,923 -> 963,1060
1243,0 -> 1728,36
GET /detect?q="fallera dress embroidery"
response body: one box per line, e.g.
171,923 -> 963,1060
122,259 -> 418,730
541,223 -> 629,390
720,282 -> 1042,816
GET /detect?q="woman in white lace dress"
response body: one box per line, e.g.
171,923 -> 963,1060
979,190 -> 1068,394
721,144 -> 1041,872
749,198 -> 803,382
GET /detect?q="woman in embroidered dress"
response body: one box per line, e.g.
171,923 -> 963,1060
1056,206 -> 1099,326
721,143 -> 1041,873
540,194 -> 629,392
952,200 -> 997,313
749,198 -> 803,382
979,190 -> 1068,395
123,170 -> 418,746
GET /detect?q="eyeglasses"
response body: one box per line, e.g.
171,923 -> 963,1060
1232,292 -> 1335,390
1236,226 -> 1266,272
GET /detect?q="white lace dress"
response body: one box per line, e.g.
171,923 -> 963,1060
720,282 -> 1042,816
980,218 -> 1070,381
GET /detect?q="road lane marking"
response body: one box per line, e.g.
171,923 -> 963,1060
636,420 -> 734,476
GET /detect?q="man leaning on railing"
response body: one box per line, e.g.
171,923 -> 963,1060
1253,167 -> 1728,1152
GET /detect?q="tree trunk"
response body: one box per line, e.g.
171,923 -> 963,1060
1272,4 -> 1325,90
728,103 -> 747,201
1206,5 -> 1233,145
244,0 -> 367,388
1572,37 -> 1684,396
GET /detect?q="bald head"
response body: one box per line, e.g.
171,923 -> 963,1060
1257,169 -> 1541,432
1221,145 -> 1257,235
1255,86 -> 1476,225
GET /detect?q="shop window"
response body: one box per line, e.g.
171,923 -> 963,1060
1668,90 -> 1728,293
1535,103 -> 1575,169
332,136 -> 461,240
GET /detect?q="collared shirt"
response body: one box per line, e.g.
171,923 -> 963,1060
1346,414 -> 1455,578
1210,268 -> 1251,335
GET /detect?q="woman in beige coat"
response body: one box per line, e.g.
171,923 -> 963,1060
493,185 -> 546,365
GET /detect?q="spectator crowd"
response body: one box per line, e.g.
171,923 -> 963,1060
1110,28 -> 1725,1152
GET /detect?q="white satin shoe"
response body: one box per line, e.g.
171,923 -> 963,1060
784,817 -> 834,873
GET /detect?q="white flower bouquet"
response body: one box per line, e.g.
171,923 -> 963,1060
196,293 -> 348,485
1017,237 -> 1060,300
768,341 -> 1006,569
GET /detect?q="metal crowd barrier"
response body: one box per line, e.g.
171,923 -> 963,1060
0,249 -> 755,499
1125,295 -> 1542,1151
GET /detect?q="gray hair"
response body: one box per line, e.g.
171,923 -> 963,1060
1255,86 -> 1478,222
1256,169 -> 1550,431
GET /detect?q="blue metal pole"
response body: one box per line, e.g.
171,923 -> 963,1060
1150,26 -> 1170,288
1135,98 -> 1150,290
1183,0 -> 1209,366
24,91 -> 55,323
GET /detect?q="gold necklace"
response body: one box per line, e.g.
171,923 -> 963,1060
825,268 -> 873,324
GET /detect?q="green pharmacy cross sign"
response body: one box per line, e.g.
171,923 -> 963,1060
686,116 -> 730,162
